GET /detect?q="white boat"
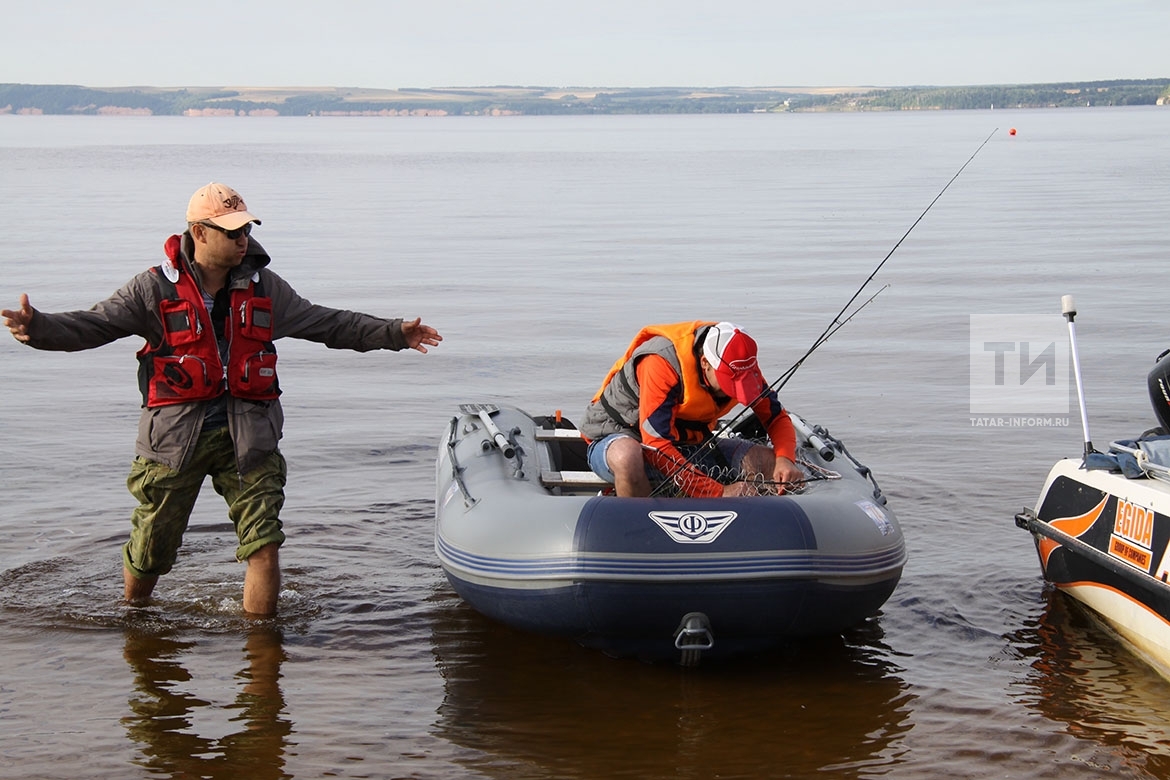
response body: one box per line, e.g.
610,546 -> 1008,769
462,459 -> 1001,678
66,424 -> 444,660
1015,296 -> 1170,680
435,403 -> 906,664
1016,446 -> 1170,681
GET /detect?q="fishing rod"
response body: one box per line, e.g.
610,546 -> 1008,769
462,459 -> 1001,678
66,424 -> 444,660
759,283 -> 889,396
649,128 -> 999,496
767,126 -> 996,390
728,126 -> 999,423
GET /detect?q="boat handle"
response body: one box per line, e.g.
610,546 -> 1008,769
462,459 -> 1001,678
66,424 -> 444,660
673,612 -> 714,651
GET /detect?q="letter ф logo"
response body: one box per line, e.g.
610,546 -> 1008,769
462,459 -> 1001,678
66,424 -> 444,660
648,510 -> 738,544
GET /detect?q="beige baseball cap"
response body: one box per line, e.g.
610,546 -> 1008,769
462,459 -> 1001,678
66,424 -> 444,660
186,182 -> 261,230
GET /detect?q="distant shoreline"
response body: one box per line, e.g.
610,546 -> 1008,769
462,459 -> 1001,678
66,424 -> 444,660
2,80 -> 1167,116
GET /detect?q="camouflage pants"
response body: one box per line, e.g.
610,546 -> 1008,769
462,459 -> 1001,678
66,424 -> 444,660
122,425 -> 287,578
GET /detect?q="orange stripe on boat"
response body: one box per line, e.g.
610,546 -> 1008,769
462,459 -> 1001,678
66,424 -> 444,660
1040,496 -> 1109,568
1057,579 -> 1170,628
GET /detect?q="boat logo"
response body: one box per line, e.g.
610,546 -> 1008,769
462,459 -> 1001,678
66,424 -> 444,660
1110,497 -> 1155,572
649,510 -> 737,544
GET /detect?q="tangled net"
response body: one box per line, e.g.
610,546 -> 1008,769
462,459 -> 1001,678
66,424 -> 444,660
646,436 -> 841,498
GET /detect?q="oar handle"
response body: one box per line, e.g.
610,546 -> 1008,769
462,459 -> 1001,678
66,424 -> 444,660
477,410 -> 515,459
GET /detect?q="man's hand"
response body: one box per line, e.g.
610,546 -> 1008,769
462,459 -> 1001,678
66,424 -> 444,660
1,293 -> 33,343
401,317 -> 443,353
772,457 -> 804,494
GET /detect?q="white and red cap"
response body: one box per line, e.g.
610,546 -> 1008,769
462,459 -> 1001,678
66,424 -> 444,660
186,182 -> 261,230
702,321 -> 768,406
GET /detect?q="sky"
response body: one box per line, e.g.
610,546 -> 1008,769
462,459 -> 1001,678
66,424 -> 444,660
2,1 -> 1166,89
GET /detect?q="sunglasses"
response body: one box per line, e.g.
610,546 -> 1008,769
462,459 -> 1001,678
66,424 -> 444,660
199,222 -> 253,240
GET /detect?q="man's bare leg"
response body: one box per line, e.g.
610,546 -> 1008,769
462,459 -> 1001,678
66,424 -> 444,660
123,566 -> 158,606
740,444 -> 776,481
606,436 -> 652,497
243,544 -> 281,616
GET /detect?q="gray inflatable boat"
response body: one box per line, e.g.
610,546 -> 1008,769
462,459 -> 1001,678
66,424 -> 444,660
435,403 -> 906,664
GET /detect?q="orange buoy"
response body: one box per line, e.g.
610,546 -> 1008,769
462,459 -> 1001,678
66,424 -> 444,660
1009,128 -> 1017,136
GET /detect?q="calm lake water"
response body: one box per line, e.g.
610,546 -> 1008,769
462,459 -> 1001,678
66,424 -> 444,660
2,107 -> 1169,779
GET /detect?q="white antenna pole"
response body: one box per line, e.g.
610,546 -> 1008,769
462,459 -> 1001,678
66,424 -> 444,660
1061,295 -> 1093,458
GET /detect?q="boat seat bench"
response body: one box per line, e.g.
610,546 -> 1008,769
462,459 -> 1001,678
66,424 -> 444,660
540,470 -> 612,488
534,428 -> 587,441
533,428 -> 613,489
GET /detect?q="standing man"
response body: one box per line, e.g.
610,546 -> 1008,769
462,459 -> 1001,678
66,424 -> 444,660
579,321 -> 802,498
2,182 -> 442,615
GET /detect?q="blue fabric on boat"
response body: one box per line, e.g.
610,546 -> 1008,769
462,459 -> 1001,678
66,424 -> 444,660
1083,450 -> 1131,474
1102,434 -> 1170,478
1117,451 -> 1145,478
1138,435 -> 1170,468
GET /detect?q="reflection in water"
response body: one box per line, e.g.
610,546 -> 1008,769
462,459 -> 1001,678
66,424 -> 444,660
1012,590 -> 1170,777
428,592 -> 915,780
122,625 -> 293,780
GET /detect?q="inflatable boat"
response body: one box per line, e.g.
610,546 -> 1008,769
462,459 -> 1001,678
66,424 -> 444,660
434,403 -> 906,664
1015,297 -> 1170,680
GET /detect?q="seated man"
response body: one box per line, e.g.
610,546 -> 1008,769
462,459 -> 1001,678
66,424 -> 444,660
579,321 -> 802,497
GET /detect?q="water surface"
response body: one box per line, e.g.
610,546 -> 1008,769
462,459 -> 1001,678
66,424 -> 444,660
2,108 -> 1169,778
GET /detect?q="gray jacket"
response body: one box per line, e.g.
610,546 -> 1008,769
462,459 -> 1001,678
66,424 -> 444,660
23,232 -> 410,473
579,335 -> 681,441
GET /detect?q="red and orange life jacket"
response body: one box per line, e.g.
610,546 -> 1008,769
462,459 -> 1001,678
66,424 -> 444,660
136,235 -> 280,407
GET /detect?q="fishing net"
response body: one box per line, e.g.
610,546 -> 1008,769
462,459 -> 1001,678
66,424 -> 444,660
645,436 -> 841,498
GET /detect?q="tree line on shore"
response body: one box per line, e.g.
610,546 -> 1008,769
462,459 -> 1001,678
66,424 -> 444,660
1,79 -> 1166,117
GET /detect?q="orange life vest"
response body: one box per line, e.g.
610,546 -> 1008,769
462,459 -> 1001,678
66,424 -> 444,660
592,320 -> 731,440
